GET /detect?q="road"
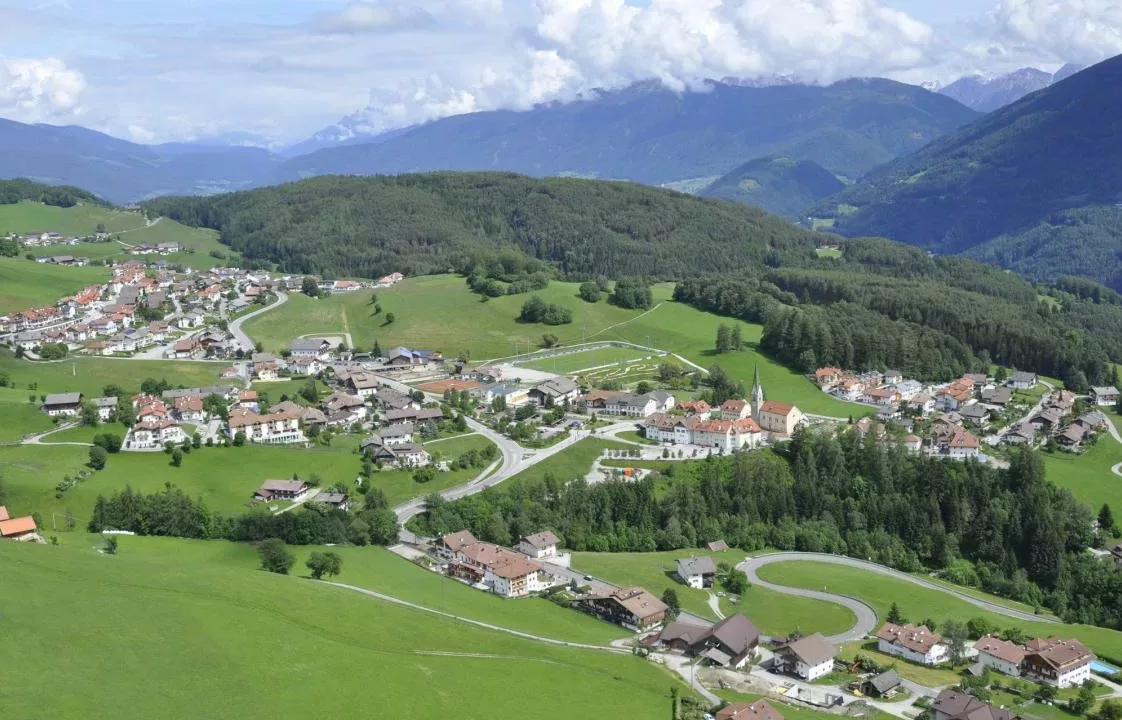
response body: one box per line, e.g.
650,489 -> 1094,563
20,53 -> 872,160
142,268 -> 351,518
739,552 -> 1058,645
229,290 -> 288,350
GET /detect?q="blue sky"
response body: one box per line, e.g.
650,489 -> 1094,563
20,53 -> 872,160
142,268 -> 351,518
0,0 -> 1118,145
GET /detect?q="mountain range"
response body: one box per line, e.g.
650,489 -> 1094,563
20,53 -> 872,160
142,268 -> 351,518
698,156 -> 844,220
814,57 -> 1122,289
934,64 -> 1084,112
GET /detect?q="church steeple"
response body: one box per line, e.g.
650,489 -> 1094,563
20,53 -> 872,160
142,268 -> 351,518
751,363 -> 765,420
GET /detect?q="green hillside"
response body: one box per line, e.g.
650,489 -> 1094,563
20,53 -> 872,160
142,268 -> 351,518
815,55 -> 1122,288
0,257 -> 110,314
0,539 -> 675,719
699,156 -> 845,219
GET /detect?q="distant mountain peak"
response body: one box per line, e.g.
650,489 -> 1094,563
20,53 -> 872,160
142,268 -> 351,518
935,65 -> 1081,113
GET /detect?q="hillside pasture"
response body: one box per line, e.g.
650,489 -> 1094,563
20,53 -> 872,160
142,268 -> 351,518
0,351 -> 226,398
0,258 -> 110,314
0,201 -> 145,235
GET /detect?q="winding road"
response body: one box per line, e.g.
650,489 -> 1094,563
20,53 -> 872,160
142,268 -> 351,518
739,552 -> 1058,645
228,290 -> 288,350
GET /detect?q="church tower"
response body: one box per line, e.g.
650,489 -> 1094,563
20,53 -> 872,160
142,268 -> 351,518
751,363 -> 765,421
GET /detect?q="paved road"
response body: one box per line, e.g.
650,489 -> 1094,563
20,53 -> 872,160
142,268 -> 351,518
229,290 -> 288,350
739,552 -> 1058,644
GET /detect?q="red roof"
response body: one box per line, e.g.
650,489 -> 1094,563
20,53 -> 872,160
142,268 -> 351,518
0,506 -> 9,521
759,400 -> 795,416
0,515 -> 37,537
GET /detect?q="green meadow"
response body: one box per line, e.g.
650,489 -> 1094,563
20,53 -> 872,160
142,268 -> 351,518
0,386 -> 55,442
0,201 -> 146,235
243,275 -> 863,416
0,257 -> 111,314
0,350 -> 227,398
519,346 -> 657,374
1041,412 -> 1122,512
573,550 -> 856,637
756,560 -> 1122,663
0,539 -> 677,719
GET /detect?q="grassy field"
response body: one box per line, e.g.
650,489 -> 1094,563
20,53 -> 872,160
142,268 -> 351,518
520,346 -> 657,374
243,275 -> 863,416
502,437 -> 629,490
573,551 -> 856,637
1041,413 -> 1122,512
755,561 -> 1122,663
0,538 -> 678,719
0,201 -> 146,235
0,432 -> 498,523
0,257 -> 111,314
0,386 -> 55,442
0,351 -> 226,398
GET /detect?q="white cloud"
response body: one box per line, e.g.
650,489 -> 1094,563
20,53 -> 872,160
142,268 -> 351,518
0,56 -> 85,121
987,0 -> 1122,65
314,2 -> 437,34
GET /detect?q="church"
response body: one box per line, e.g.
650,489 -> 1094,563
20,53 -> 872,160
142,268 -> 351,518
750,365 -> 806,437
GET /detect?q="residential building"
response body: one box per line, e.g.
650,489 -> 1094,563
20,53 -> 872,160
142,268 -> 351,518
173,396 -> 207,424
943,428 -> 981,459
814,367 -> 842,388
375,388 -> 418,411
0,510 -> 39,541
717,700 -> 783,720
1005,423 -> 1037,446
756,401 -> 804,436
862,670 -> 903,698
346,373 -> 381,398
960,404 -> 991,428
91,396 -> 119,422
1023,638 -> 1095,688
576,586 -> 668,631
126,417 -> 186,449
385,407 -> 444,424
974,636 -> 1026,677
386,346 -> 442,367
486,554 -> 548,598
290,338 -> 332,360
1057,424 -> 1087,448
773,633 -> 836,681
437,529 -> 478,560
365,441 -> 431,468
936,379 -> 976,411
227,407 -> 304,444
528,377 -> 581,407
876,622 -> 948,665
378,422 -> 414,446
315,492 -> 350,511
907,393 -> 935,416
677,399 -> 712,418
41,392 -> 83,417
253,361 -> 280,381
253,479 -> 310,503
1090,386 -> 1120,407
659,613 -> 761,670
981,387 -> 1013,407
932,690 -> 1021,720
518,531 -> 560,559
718,399 -> 751,420
1008,371 -> 1038,391
289,357 -> 323,376
676,556 -> 718,589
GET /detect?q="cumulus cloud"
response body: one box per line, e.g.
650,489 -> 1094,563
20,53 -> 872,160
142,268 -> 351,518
987,0 -> 1122,64
0,56 -> 85,121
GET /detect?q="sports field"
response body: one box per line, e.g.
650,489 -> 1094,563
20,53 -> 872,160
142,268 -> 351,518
0,433 -> 497,523
0,539 -> 677,719
0,351 -> 226,398
0,257 -> 111,314
573,551 -> 856,637
519,346 -> 656,374
755,560 -> 1122,662
243,275 -> 863,416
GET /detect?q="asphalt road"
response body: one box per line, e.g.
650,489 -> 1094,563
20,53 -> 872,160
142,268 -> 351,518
229,290 -> 288,350
739,551 -> 1058,645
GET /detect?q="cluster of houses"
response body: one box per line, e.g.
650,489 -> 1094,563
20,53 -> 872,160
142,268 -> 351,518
1013,389 -> 1110,451
11,230 -> 81,248
124,241 -> 181,256
250,479 -> 350,509
436,529 -> 556,598
874,621 -> 1095,689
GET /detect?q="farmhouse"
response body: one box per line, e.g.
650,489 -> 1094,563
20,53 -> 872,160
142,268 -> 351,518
254,479 -> 310,503
876,622 -> 948,665
41,392 -> 83,417
773,633 -> 837,681
517,531 -> 560,559
1090,386 -> 1120,407
0,507 -> 39,541
1023,638 -> 1094,688
717,700 -> 783,720
577,586 -> 669,631
315,492 -> 350,511
365,441 -> 430,468
662,613 -> 761,670
676,556 -> 718,589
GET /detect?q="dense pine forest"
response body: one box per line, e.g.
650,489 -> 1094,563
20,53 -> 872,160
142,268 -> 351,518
0,178 -> 105,207
412,432 -> 1122,629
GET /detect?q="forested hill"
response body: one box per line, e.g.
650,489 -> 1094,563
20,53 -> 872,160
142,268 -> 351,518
699,156 -> 845,219
140,173 -> 825,279
813,54 -> 1122,290
275,78 -> 978,187
0,178 -> 106,207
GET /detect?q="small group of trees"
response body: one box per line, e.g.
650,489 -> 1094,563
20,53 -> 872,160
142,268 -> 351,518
611,277 -> 653,310
714,323 -> 743,353
519,295 -> 572,325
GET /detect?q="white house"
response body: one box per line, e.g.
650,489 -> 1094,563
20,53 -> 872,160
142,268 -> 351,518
518,531 -> 560,559
1024,638 -> 1095,688
1090,386 -> 1120,407
41,392 -> 83,417
1008,371 -> 1037,390
876,623 -> 949,666
91,396 -> 119,422
485,555 -> 549,598
227,407 -> 304,444
290,337 -> 332,361
974,636 -> 1025,677
775,633 -> 836,681
126,417 -> 187,449
676,556 -> 717,589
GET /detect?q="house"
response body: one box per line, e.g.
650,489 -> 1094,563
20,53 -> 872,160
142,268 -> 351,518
883,369 -> 904,385
323,392 -> 366,419
908,393 -> 936,416
603,392 -> 658,418
518,531 -> 560,559
375,388 -> 418,411
974,636 -> 1026,677
865,387 -> 902,407
300,407 -> 327,428
1004,423 -> 1036,446
173,396 -> 207,424
386,407 -> 444,424
366,441 -> 430,468
253,479 -> 310,503
1090,386 -> 1120,407
227,407 -> 305,444
756,401 -> 804,436
486,553 -> 548,598
1057,424 -> 1087,448
960,404 -> 991,428
346,373 -> 381,398
936,379 -> 976,411
895,434 -> 923,453
289,357 -> 323,376
41,392 -> 83,417
676,556 -> 718,589
0,511 -> 39,541
717,700 -> 783,720
576,586 -> 668,631
315,492 -> 350,511
91,396 -> 119,422
641,413 -> 699,445
876,622 -> 948,665
290,337 -> 332,360
718,399 -> 751,420
688,613 -> 761,670
862,670 -> 903,698
1030,407 -> 1064,433
981,387 -> 1013,407
1023,638 -> 1095,688
677,399 -> 712,418
773,633 -> 836,680
944,428 -> 981,459
171,337 -> 205,360
893,380 -> 923,400
491,384 -> 533,407
437,529 -> 478,559
814,367 -> 843,388
932,690 -> 1021,720
386,346 -> 442,367
253,361 -> 280,381
378,422 -> 414,446
126,417 -> 186,449
177,311 -> 205,329
528,377 -> 581,407
1008,371 -> 1038,391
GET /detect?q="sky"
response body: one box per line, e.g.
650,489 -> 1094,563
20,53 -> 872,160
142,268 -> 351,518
0,0 -> 1120,147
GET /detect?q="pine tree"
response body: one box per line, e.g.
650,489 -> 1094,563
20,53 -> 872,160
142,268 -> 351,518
887,601 -> 904,624
1100,504 -> 1114,532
